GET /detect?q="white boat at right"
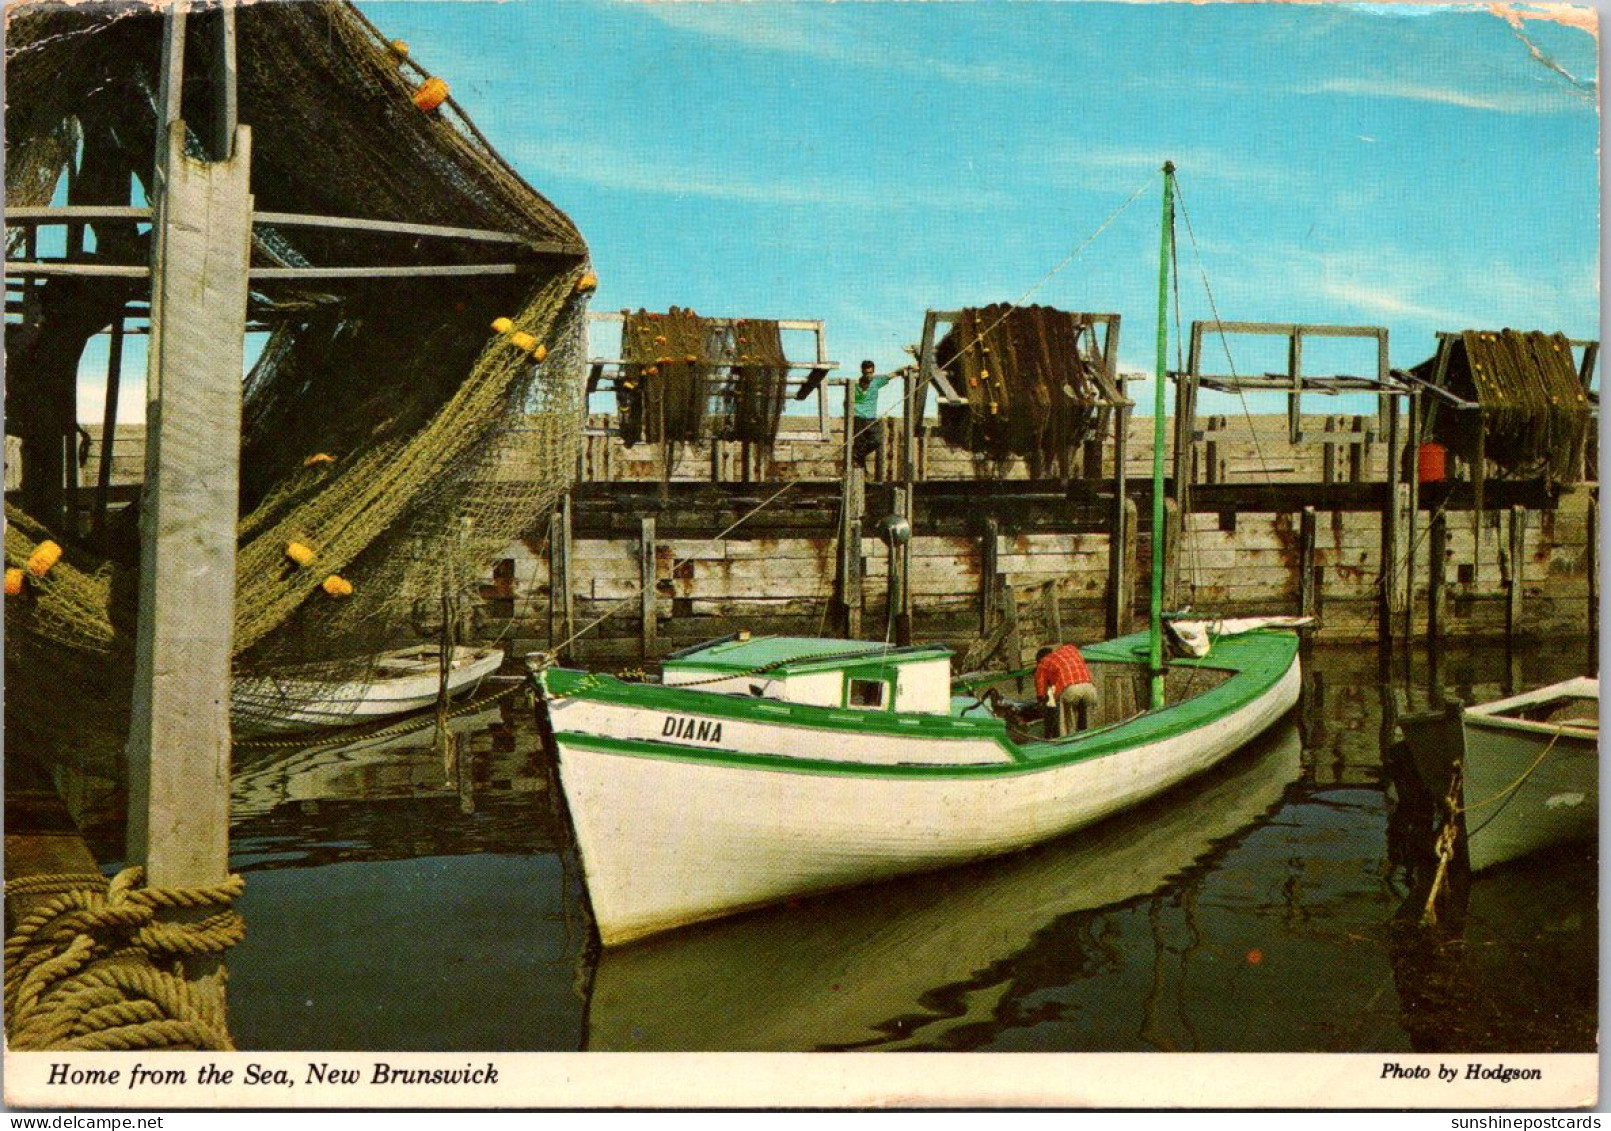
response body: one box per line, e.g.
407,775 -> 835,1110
1462,676 -> 1598,872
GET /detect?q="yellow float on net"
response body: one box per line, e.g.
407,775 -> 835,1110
322,575 -> 354,598
510,331 -> 537,352
576,272 -> 599,294
5,568 -> 25,596
26,541 -> 61,578
413,77 -> 450,112
491,316 -> 514,334
390,39 -> 409,57
285,541 -> 317,567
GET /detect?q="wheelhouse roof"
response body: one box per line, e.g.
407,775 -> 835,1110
661,636 -> 952,677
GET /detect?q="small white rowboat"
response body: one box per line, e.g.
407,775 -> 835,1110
233,645 -> 505,737
1462,676 -> 1598,872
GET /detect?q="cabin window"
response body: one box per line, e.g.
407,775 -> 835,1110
846,678 -> 888,710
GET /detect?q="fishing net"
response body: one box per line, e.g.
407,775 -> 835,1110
935,304 -> 1103,478
616,310 -> 793,465
727,319 -> 790,450
4,1 -> 591,748
619,308 -> 718,448
1416,330 -> 1592,484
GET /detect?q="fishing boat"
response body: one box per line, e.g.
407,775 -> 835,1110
583,722 -> 1302,1050
529,161 -> 1305,946
1461,677 -> 1598,872
232,644 -> 505,737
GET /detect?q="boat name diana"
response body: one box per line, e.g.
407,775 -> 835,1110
662,715 -> 725,743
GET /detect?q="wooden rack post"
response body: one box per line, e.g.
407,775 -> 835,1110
639,515 -> 657,659
125,3 -> 251,1024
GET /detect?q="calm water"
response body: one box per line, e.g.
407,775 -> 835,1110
75,640 -> 1599,1052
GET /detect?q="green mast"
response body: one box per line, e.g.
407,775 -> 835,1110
1149,161 -> 1175,711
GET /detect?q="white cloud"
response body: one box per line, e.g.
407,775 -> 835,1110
1303,74 -> 1593,113
632,3 -> 1031,87
1218,242 -> 1597,335
509,137 -> 1008,212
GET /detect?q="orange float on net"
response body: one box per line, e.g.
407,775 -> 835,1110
5,568 -> 25,596
510,331 -> 537,352
491,316 -> 514,334
303,452 -> 336,468
533,344 -> 548,362
26,541 -> 61,578
285,541 -> 317,567
413,77 -> 450,112
322,575 -> 354,597
575,272 -> 598,294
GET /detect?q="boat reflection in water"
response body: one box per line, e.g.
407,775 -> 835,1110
585,722 -> 1302,1051
231,702 -> 522,821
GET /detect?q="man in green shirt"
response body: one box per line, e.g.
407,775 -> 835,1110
852,360 -> 891,470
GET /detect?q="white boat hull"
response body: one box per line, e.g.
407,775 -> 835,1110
233,646 -> 505,736
554,651 -> 1301,945
1462,679 -> 1598,872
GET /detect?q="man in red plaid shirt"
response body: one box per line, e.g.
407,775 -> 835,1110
1035,643 -> 1100,737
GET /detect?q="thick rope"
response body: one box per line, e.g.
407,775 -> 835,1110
1421,724 -> 1567,926
5,867 -> 245,1051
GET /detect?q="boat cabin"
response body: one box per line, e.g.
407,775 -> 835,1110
660,636 -> 954,715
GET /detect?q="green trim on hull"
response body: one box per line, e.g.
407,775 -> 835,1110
542,629 -> 1300,779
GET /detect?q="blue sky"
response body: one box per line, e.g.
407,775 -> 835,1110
78,0 -> 1600,420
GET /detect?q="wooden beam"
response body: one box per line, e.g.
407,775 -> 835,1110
640,515 -> 657,659
1404,390 -> 1420,640
1203,320 -> 1389,340
157,2 -> 187,139
1162,497 -> 1181,610
91,316 -> 125,544
1589,492 -> 1599,672
247,263 -> 550,280
210,1 -> 238,161
842,468 -> 864,638
1107,403 -> 1132,638
980,516 -> 1000,635
3,262 -> 150,278
125,119 -> 252,1025
1428,509 -> 1448,640
1472,419 -> 1486,584
835,380 -> 864,638
549,494 -> 577,662
889,486 -> 913,645
1506,504 -> 1526,639
1379,394 -> 1403,643
1298,506 -> 1318,619
1122,495 -> 1139,635
5,205 -> 153,222
254,210 -> 583,253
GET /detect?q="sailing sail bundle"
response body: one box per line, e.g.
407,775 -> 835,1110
4,1 -> 591,749
935,304 -> 1103,478
1416,329 -> 1592,485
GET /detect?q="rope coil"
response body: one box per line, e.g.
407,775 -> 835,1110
5,866 -> 245,1050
